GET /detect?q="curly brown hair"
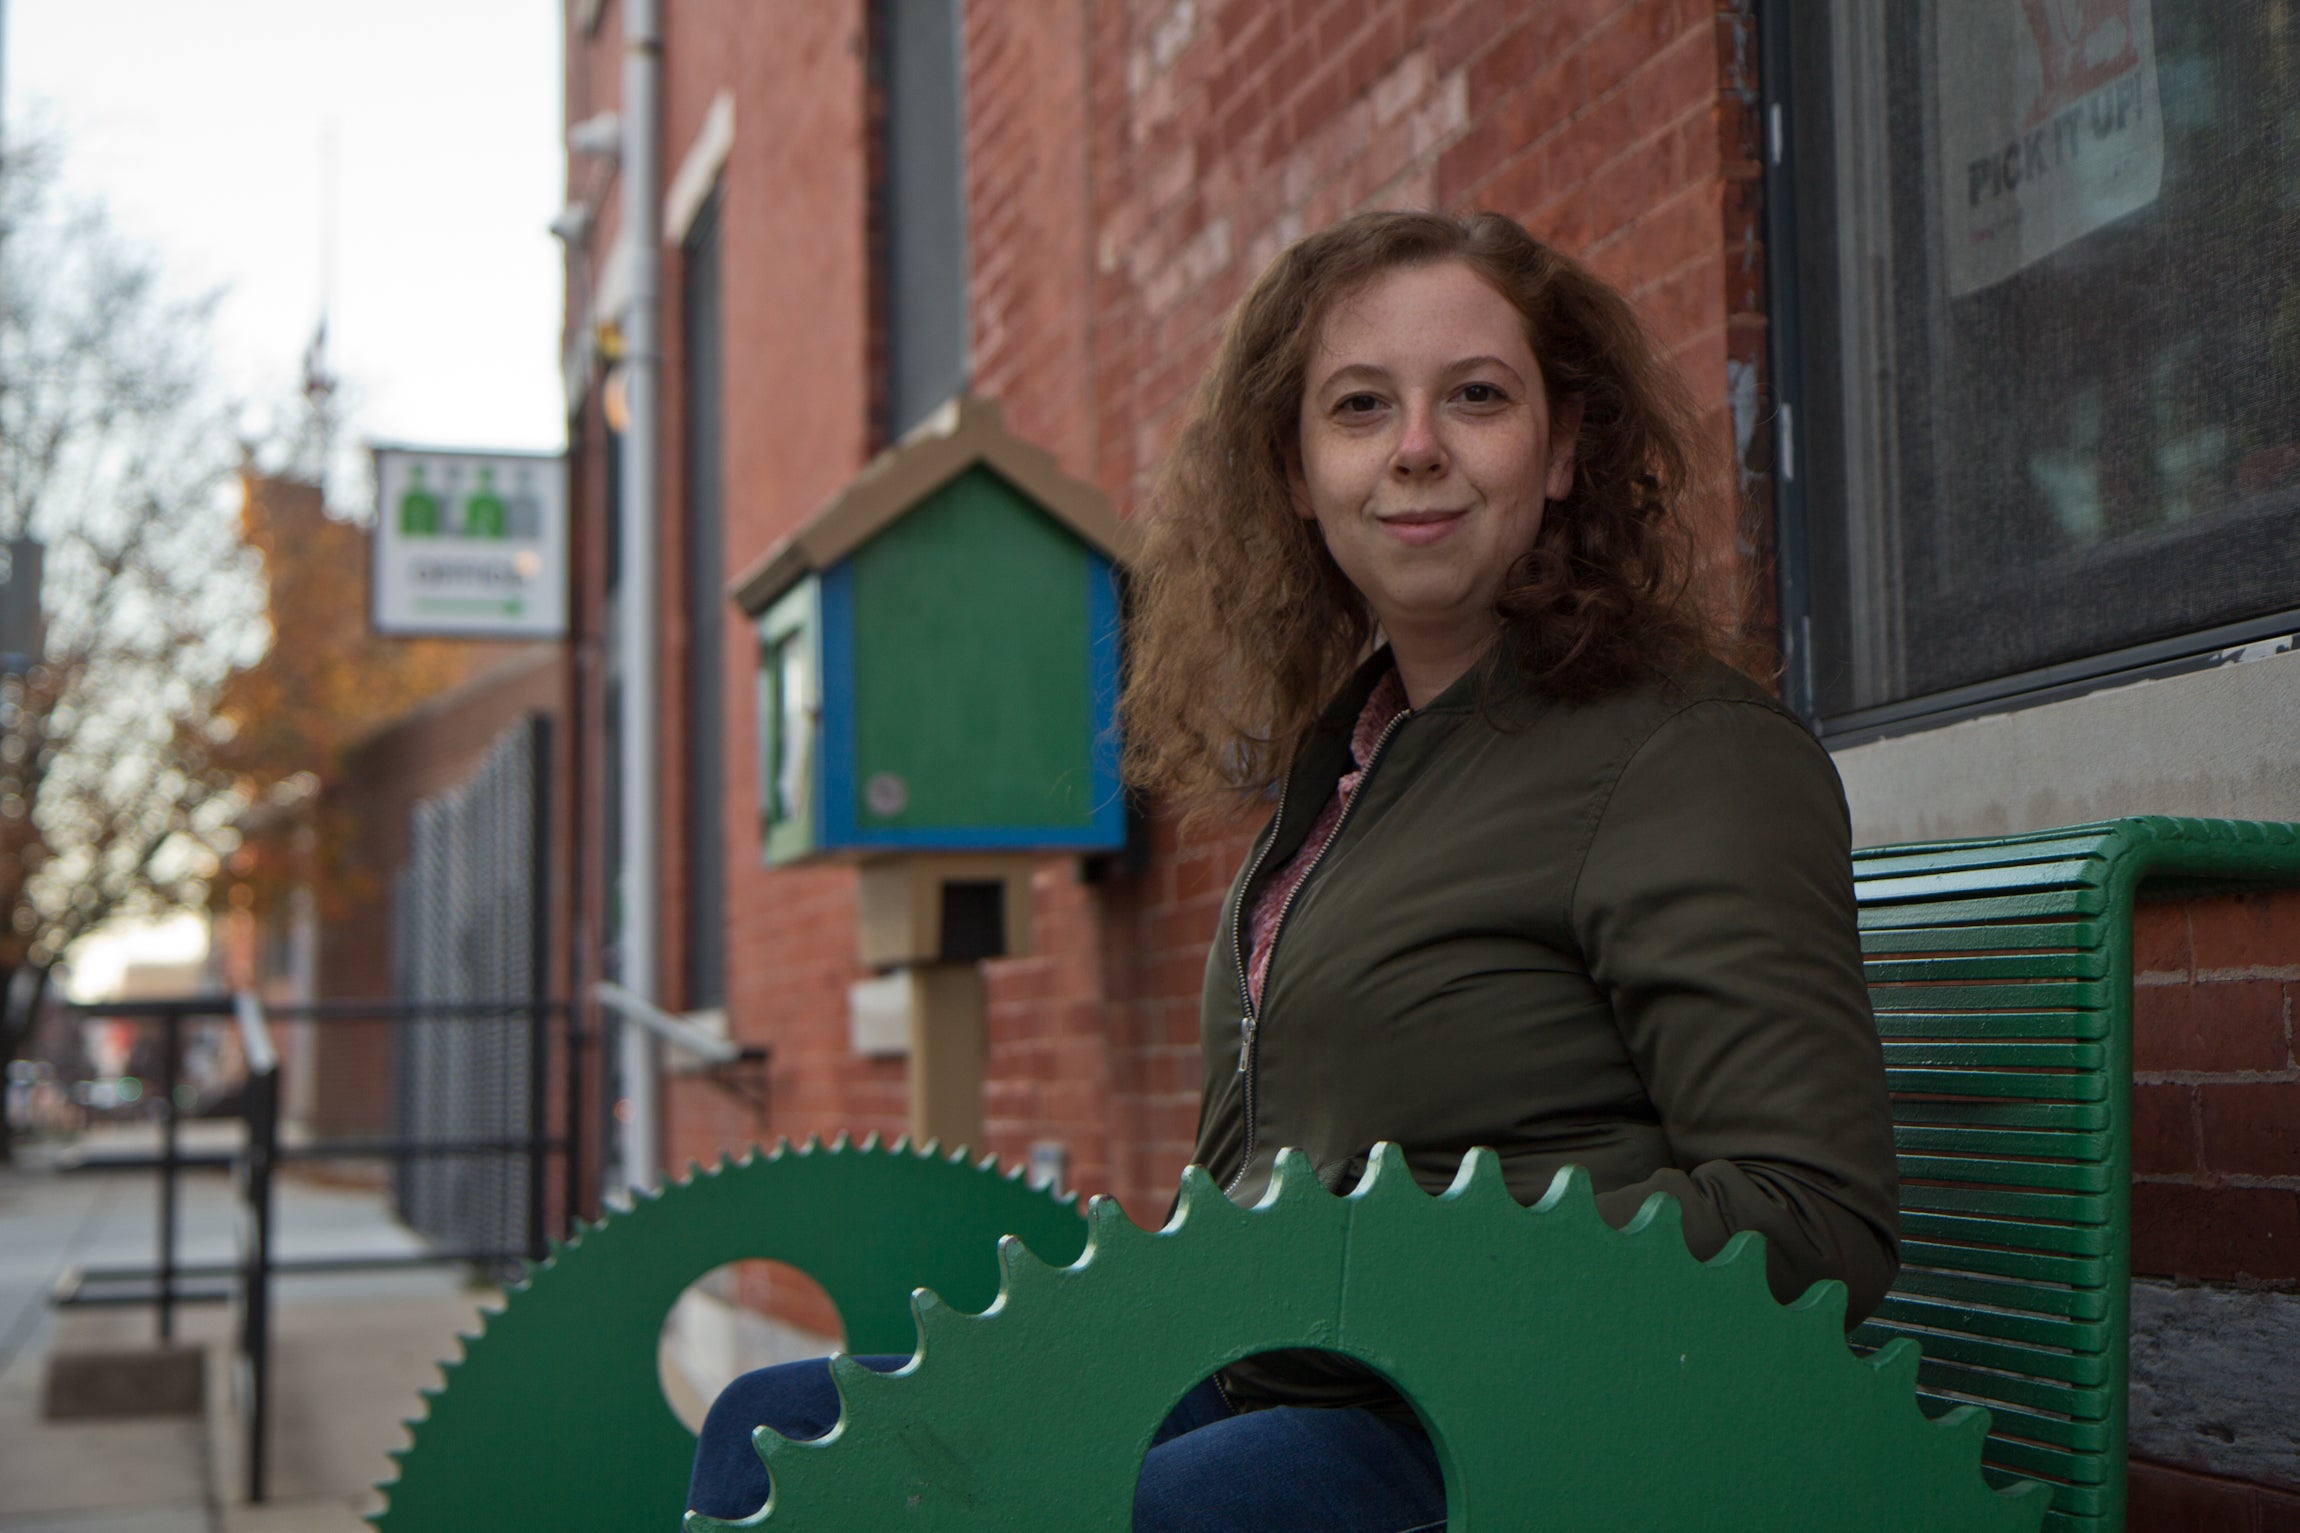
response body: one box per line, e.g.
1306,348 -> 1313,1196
1120,209 -> 1722,819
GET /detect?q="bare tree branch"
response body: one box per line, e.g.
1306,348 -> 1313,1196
1,143 -> 261,1128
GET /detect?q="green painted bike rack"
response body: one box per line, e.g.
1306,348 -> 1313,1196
374,817 -> 2300,1532
1853,816 -> 2300,1533
371,1137 -> 1088,1532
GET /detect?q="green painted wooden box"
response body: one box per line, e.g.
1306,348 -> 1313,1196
733,399 -> 1130,866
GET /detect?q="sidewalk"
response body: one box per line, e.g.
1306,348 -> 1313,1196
0,1131 -> 499,1532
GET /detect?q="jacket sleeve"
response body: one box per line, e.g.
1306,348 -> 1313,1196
1569,697 -> 1901,1323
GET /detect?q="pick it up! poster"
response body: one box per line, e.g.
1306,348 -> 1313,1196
1936,0 -> 2163,296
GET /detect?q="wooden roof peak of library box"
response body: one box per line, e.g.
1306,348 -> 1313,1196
730,395 -> 1132,616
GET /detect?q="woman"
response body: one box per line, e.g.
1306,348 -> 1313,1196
688,210 -> 1898,1531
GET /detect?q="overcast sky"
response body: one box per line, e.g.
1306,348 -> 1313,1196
5,0 -> 566,463
7,1 -> 566,993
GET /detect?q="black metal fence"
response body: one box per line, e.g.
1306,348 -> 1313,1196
53,992 -> 583,1503
393,717 -> 553,1265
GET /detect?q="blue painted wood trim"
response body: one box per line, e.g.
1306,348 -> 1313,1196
833,824 -> 1128,852
1085,549 -> 1127,849
818,560 -> 860,850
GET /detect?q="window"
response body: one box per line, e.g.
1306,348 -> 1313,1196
755,579 -> 819,868
876,0 -> 970,439
1773,2 -> 2300,740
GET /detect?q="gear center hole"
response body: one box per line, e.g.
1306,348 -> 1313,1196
659,1260 -> 846,1434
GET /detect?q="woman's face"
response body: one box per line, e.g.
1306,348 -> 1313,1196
1291,259 -> 1577,662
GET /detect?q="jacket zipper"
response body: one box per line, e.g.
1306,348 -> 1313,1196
1222,708 -> 1410,1198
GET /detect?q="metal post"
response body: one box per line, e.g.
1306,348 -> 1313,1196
563,1001 -> 585,1236
244,1066 -> 276,1502
614,0 -> 664,1198
234,990 -> 280,1504
156,1009 -> 180,1343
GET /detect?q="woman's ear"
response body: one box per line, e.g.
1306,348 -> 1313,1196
1545,398 -> 1585,502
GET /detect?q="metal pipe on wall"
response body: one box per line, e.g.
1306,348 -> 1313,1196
614,0 -> 663,1196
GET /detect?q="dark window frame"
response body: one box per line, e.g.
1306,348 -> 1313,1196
873,0 -> 971,442
1762,1 -> 2300,748
682,190 -> 728,1009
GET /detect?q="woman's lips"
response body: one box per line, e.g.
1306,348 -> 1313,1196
1378,509 -> 1468,546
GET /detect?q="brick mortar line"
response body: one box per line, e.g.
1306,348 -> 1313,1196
2137,967 -> 2300,983
2134,1172 -> 2300,1192
2133,1069 -> 2300,1085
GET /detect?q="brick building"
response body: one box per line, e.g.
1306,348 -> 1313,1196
553,0 -> 2300,1519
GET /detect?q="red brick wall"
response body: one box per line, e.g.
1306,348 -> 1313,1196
2129,1458 -> 2300,1532
2128,891 -> 2300,1528
642,0 -> 906,1184
2131,892 -> 2300,1288
970,0 -> 1754,1221
602,0 -> 1766,1222
573,5 -> 2300,1514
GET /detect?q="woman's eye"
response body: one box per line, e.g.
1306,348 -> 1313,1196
1335,393 -> 1383,416
1459,382 -> 1507,405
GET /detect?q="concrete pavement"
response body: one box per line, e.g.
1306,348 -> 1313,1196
0,1132 -> 501,1533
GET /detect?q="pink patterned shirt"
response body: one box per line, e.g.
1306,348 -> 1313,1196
1244,667 -> 1410,1011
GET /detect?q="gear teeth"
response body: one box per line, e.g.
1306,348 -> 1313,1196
918,1137 -> 942,1157
830,1347 -> 909,1410
909,1283 -> 961,1350
1702,1228 -> 1775,1303
1938,1401 -> 1994,1450
801,1132 -> 823,1153
1166,1163 -> 1237,1231
830,1130 -> 853,1151
1347,1141 -> 1419,1204
1622,1187 -> 1685,1243
1530,1161 -> 1598,1217
993,1232 -> 1059,1306
692,1143 -> 2044,1533
1865,1334 -> 1922,1396
1788,1276 -> 1850,1331
754,1425 -> 845,1515
1436,1143 -> 1515,1210
1260,1147 -> 1326,1211
1082,1193 -> 1146,1261
372,1133 -> 1084,1532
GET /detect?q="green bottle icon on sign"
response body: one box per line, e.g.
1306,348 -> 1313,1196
399,466 -> 441,535
464,469 -> 507,539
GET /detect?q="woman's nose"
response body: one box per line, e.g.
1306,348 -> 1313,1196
1391,402 -> 1447,477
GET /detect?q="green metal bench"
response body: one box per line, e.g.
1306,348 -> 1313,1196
1852,815 -> 2300,1533
373,816 -> 2300,1531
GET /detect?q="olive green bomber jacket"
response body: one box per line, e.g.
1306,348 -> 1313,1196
1189,649 -> 1901,1412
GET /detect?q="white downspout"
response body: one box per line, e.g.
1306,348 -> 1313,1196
615,0 -> 663,1196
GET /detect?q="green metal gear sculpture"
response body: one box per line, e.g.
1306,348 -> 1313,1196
695,1144 -> 2051,1533
371,1136 -> 1087,1533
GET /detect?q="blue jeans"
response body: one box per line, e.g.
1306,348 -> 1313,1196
686,1357 -> 1447,1531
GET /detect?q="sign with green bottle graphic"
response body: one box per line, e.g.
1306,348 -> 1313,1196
371,445 -> 567,638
